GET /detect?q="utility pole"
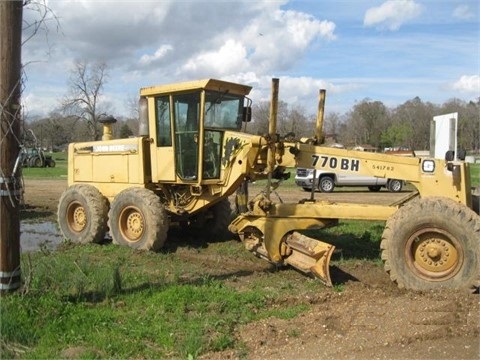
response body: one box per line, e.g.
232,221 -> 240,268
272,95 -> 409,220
0,1 -> 23,293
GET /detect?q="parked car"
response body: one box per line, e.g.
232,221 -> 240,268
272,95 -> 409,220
294,168 -> 404,193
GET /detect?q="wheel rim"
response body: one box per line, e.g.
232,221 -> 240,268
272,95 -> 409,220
390,181 -> 401,191
118,206 -> 145,242
66,201 -> 87,233
321,179 -> 333,192
405,227 -> 463,281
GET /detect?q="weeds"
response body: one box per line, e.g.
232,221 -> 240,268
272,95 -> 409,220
1,243 -> 326,359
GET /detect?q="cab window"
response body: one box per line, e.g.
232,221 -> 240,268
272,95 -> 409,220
155,96 -> 172,147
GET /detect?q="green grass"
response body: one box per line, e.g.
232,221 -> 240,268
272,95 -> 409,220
1,241 -> 321,359
470,163 -> 480,187
2,217 -> 380,358
21,152 -> 67,179
303,220 -> 386,261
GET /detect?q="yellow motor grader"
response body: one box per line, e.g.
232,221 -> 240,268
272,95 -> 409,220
57,78 -> 480,291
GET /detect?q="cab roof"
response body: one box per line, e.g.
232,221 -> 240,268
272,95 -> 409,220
140,79 -> 252,97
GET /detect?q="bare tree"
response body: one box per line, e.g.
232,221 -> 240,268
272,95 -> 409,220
22,0 -> 61,47
440,98 -> 480,153
324,112 -> 342,137
62,60 -> 109,140
249,100 -> 312,138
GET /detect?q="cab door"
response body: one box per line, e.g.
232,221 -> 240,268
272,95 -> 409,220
150,95 -> 175,182
172,92 -> 200,181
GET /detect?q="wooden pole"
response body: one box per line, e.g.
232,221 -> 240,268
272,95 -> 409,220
315,89 -> 326,145
0,0 -> 23,293
265,78 -> 279,201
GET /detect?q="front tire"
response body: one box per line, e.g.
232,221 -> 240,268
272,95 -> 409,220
381,197 -> 480,291
108,187 -> 169,251
319,176 -> 335,193
57,185 -> 109,244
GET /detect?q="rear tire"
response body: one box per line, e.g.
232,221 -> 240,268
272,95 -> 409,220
33,157 -> 43,167
387,179 -> 403,192
57,185 -> 109,244
108,187 -> 169,251
319,176 -> 334,193
190,199 -> 232,239
381,197 -> 480,291
206,199 -> 232,238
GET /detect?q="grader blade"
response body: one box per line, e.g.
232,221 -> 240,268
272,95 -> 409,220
284,231 -> 335,287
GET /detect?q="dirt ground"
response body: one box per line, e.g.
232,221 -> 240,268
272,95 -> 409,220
22,179 -> 480,360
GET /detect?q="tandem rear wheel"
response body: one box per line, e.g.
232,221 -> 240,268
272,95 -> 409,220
57,184 -> 109,244
108,187 -> 169,251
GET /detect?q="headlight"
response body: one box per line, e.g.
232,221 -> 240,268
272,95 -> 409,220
422,160 -> 435,173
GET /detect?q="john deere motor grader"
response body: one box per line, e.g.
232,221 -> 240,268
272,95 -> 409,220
58,78 -> 480,291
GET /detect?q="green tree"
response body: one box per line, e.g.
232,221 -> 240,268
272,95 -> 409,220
119,123 -> 133,138
380,122 -> 414,149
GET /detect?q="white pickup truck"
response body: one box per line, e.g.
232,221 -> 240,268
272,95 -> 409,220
294,168 -> 404,193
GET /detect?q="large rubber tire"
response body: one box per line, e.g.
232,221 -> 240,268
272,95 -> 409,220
32,157 -> 43,167
319,176 -> 335,193
381,197 -> 480,291
205,199 -> 232,238
108,187 -> 169,251
57,185 -> 109,244
189,199 -> 232,239
387,179 -> 403,192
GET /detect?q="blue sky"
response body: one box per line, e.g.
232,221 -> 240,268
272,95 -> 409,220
22,0 -> 479,119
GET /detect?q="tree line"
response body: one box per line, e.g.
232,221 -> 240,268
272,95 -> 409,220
247,96 -> 479,152
23,61 -> 479,153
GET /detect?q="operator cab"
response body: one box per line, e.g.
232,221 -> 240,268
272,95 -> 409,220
139,79 -> 252,184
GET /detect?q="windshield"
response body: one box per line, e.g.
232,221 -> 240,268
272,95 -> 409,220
204,91 -> 243,130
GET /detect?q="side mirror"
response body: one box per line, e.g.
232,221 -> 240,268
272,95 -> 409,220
242,106 -> 252,122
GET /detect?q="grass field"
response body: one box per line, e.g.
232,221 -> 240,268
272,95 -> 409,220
21,153 -> 68,179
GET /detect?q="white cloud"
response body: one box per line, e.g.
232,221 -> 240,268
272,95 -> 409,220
452,75 -> 480,93
23,1 -> 339,116
139,45 -> 173,66
453,5 -> 475,20
364,0 -> 422,31
231,9 -> 336,74
20,1 -> 479,118
181,40 -> 249,77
